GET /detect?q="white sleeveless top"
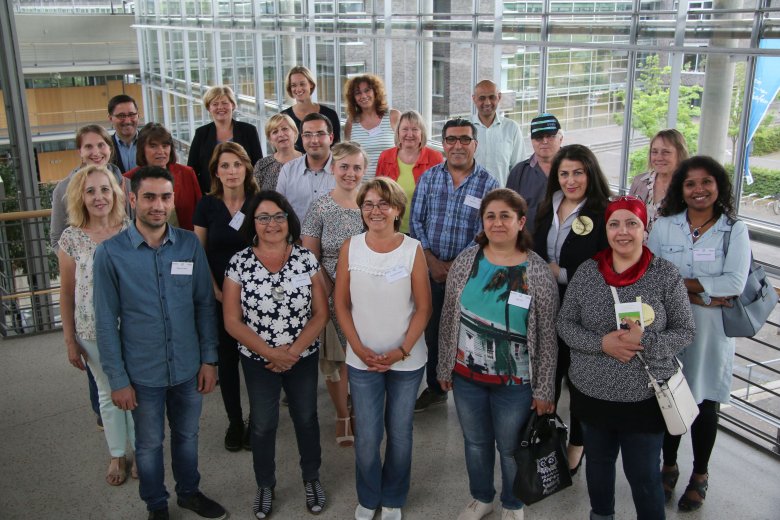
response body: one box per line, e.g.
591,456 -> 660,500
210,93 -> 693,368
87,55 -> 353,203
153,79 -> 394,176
350,116 -> 394,182
346,233 -> 427,371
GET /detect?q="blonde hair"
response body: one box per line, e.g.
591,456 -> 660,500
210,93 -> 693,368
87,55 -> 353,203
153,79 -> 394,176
648,129 -> 689,170
65,165 -> 126,228
331,141 -> 368,169
208,142 -> 259,198
394,110 -> 428,150
203,85 -> 237,111
356,177 -> 407,232
285,66 -> 317,98
265,113 -> 299,141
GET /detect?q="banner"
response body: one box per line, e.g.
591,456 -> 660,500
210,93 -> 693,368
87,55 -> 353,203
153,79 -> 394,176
745,39 -> 780,185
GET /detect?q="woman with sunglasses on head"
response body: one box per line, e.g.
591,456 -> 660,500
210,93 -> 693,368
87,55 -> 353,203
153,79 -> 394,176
344,74 -> 401,180
58,164 -> 136,486
281,66 -> 341,153
629,129 -> 689,237
648,156 -> 750,512
533,144 -> 611,474
558,196 -> 695,520
302,142 -> 368,448
193,142 -> 259,452
334,177 -> 431,520
223,191 -> 328,519
438,188 -> 558,520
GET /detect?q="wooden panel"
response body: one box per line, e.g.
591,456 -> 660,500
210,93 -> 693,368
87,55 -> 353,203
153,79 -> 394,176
37,150 -> 81,183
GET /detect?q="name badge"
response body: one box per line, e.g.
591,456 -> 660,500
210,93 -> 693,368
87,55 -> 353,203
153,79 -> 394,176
171,261 -> 193,275
508,291 -> 531,309
228,211 -> 245,231
385,265 -> 409,283
693,248 -> 716,262
290,273 -> 312,288
464,194 -> 482,210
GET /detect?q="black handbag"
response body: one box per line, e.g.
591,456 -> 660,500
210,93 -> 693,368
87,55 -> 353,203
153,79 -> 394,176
512,413 -> 573,505
721,229 -> 778,337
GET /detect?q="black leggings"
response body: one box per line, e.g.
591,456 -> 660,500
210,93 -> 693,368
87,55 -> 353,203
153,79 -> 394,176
554,338 -> 583,446
662,400 -> 720,475
216,302 -> 244,423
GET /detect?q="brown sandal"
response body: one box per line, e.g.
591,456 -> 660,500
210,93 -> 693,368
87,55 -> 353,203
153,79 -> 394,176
106,456 -> 128,486
678,473 -> 708,512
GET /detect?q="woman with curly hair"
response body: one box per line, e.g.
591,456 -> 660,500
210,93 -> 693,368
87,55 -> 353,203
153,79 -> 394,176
648,156 -> 750,512
344,74 -> 400,180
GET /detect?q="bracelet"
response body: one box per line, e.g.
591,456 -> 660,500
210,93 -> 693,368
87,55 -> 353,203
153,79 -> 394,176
398,346 -> 410,361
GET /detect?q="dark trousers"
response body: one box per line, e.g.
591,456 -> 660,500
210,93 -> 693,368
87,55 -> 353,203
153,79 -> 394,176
662,400 -> 719,474
423,278 -> 446,394
554,338 -> 583,446
216,302 -> 243,423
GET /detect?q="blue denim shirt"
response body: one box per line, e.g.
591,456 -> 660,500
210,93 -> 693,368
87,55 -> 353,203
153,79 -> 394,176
94,223 -> 218,390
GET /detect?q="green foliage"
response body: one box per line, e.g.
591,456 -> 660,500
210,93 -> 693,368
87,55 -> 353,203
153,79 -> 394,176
627,147 -> 649,181
751,119 -> 780,156
726,163 -> 780,197
615,55 -> 702,151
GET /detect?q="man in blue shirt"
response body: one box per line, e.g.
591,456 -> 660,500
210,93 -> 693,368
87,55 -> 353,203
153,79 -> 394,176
108,94 -> 140,173
410,118 -> 500,411
94,166 -> 225,520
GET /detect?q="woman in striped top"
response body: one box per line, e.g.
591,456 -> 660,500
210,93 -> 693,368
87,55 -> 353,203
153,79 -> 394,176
344,74 -> 400,181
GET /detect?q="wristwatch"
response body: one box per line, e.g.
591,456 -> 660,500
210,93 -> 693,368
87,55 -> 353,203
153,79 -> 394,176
205,362 -> 219,367
398,347 -> 410,361
700,292 -> 712,306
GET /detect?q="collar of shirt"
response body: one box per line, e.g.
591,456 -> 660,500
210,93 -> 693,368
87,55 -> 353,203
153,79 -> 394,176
114,131 -> 138,148
442,160 -> 479,183
128,221 -> 176,249
529,153 -> 539,168
304,153 -> 332,175
472,112 -> 503,128
551,190 -> 587,229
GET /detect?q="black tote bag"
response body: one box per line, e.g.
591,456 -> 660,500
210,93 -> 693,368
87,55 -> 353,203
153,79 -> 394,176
512,413 -> 573,505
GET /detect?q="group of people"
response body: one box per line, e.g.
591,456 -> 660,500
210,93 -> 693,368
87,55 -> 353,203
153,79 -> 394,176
52,69 -> 752,520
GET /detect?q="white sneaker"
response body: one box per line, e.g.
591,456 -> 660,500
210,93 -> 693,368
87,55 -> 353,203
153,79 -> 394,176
457,499 -> 494,520
355,504 -> 376,520
381,507 -> 403,520
501,507 -> 525,520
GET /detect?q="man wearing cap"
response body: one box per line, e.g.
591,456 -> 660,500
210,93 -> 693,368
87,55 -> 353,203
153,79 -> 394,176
506,113 -> 563,232
470,80 -> 524,186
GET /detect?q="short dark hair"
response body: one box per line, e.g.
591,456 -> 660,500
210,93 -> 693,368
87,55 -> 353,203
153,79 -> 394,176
475,188 -> 533,252
108,94 -> 138,115
441,118 -> 477,141
659,155 -> 737,221
240,190 -> 302,246
136,122 -> 177,167
301,112 -> 333,135
130,166 -> 174,194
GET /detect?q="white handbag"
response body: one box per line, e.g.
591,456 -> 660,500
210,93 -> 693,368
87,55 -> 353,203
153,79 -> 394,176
636,352 -> 699,436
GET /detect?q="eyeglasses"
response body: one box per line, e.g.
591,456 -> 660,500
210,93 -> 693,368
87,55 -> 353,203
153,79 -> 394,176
254,213 -> 288,225
302,131 -> 331,140
360,201 -> 392,212
609,195 -> 642,203
112,112 -> 138,120
443,135 -> 476,146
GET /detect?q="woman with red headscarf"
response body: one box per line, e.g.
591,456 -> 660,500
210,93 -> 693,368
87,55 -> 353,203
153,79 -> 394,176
556,196 -> 695,520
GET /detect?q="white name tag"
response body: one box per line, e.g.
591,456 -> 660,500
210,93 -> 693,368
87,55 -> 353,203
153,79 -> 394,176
171,261 -> 193,275
693,248 -> 716,262
508,291 -> 531,309
464,194 -> 482,210
228,211 -> 245,231
385,265 -> 409,283
290,273 -> 312,288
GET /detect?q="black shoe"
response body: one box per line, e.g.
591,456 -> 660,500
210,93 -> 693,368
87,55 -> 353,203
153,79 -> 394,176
243,419 -> 252,451
97,413 -> 104,431
148,509 -> 169,520
177,492 -> 227,519
304,479 -> 326,515
253,486 -> 274,519
414,388 -> 448,412
224,420 -> 243,452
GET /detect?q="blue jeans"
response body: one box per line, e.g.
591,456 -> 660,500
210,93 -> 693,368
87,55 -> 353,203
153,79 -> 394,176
581,421 -> 665,520
241,353 -> 321,488
132,376 -> 203,512
453,375 -> 533,510
423,278 -> 446,394
87,364 -> 100,415
348,366 -> 424,509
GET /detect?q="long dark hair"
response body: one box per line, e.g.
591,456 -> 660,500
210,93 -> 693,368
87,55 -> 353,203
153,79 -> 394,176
240,190 -> 301,246
536,144 -> 612,227
659,155 -> 737,222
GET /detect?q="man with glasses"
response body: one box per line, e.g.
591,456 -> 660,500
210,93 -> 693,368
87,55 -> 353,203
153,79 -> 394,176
506,113 -> 564,233
108,94 -> 141,173
94,166 -> 226,520
276,113 -> 335,223
410,118 -> 500,412
470,80 -> 525,186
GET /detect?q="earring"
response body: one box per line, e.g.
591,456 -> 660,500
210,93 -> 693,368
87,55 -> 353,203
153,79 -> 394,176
287,234 -> 293,244
395,216 -> 399,221
252,234 -> 258,247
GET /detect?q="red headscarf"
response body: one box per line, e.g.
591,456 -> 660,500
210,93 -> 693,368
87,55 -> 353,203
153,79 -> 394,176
594,196 -> 653,287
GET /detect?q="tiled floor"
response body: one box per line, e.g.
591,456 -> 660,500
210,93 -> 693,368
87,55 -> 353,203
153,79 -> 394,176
1,331 -> 778,519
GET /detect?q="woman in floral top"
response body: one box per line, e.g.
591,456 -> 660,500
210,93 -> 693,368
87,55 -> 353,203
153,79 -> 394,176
57,164 -> 134,486
223,190 -> 328,519
302,141 -> 367,447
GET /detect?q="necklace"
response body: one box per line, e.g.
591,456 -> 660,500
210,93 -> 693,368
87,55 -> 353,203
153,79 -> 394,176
687,215 -> 716,239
